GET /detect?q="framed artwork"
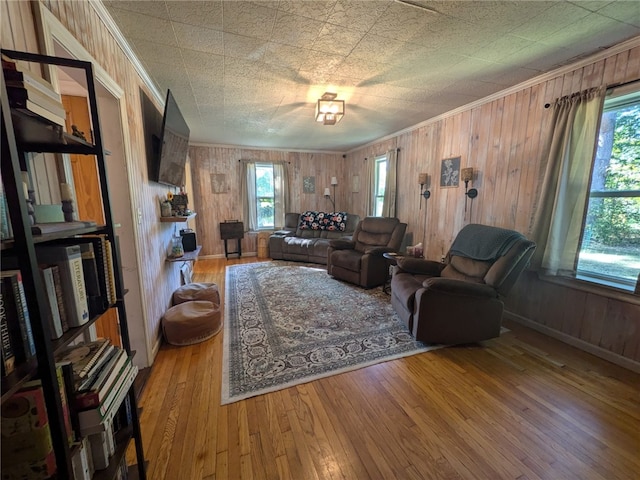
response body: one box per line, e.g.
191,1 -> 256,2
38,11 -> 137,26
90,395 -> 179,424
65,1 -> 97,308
210,173 -> 227,193
351,175 -> 360,193
303,176 -> 315,193
440,156 -> 461,187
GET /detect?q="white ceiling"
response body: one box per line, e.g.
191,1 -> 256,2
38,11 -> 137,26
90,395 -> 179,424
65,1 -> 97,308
101,0 -> 640,151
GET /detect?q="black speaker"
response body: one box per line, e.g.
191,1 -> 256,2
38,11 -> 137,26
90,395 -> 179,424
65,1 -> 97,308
180,229 -> 197,252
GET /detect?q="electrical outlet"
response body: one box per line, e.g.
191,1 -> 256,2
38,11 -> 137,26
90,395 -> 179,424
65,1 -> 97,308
137,208 -> 142,225
441,255 -> 445,264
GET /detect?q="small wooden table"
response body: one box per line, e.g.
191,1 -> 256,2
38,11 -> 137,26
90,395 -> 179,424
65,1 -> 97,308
220,221 -> 244,258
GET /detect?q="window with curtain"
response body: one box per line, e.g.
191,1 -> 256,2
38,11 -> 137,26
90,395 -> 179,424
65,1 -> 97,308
532,84 -> 639,293
577,86 -> 640,291
373,155 -> 387,217
242,161 -> 288,231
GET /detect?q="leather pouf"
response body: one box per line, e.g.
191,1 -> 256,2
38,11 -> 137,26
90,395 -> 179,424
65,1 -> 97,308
172,282 -> 220,306
162,300 -> 222,346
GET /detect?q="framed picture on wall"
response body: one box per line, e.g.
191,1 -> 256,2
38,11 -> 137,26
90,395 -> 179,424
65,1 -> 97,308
440,156 -> 461,187
211,173 -> 227,193
303,176 -> 315,194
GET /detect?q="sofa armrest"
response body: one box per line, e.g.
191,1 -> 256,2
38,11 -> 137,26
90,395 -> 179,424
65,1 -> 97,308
396,257 -> 444,276
329,239 -> 355,250
422,277 -> 497,298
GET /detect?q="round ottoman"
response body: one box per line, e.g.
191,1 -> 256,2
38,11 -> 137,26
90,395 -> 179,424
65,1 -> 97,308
172,282 -> 220,306
162,300 -> 222,346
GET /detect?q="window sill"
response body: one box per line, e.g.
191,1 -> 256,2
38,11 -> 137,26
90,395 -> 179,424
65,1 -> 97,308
538,273 -> 640,305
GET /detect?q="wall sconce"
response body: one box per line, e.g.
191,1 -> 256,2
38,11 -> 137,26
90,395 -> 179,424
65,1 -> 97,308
316,92 -> 345,125
418,173 -> 430,209
461,167 -> 478,213
325,177 -> 338,210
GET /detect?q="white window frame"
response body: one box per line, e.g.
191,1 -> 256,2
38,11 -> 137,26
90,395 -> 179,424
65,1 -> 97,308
576,85 -> 640,292
373,155 -> 387,217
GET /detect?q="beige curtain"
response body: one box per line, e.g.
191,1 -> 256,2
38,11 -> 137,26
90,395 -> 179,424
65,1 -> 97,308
363,157 -> 374,216
531,87 -> 605,276
382,148 -> 398,217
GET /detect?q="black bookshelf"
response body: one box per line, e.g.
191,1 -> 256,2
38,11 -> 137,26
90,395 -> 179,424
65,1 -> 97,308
1,49 -> 146,480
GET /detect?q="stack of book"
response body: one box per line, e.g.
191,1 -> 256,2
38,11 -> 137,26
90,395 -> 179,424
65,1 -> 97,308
55,338 -> 137,469
2,54 -> 66,127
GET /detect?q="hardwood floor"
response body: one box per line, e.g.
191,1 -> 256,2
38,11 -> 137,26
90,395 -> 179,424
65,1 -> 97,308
131,258 -> 640,480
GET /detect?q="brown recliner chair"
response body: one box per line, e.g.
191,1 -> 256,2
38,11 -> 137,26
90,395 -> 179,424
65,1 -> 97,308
327,217 -> 407,288
391,224 -> 535,345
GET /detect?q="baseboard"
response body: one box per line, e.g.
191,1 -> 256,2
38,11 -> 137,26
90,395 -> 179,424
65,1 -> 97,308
504,310 -> 640,373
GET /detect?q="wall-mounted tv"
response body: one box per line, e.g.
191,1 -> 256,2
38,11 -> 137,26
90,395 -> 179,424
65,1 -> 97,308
141,89 -> 190,188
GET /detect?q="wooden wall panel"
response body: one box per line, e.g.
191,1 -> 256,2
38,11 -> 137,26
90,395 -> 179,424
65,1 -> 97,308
345,42 -> 640,364
188,145 -> 342,256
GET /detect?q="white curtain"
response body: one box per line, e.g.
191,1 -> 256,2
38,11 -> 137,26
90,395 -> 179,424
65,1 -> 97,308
382,148 -> 398,217
273,162 -> 288,228
241,161 -> 288,230
531,87 -> 605,276
241,162 -> 257,230
364,157 -> 374,216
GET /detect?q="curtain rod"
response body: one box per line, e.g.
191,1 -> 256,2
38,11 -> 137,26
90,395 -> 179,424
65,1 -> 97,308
544,81 -> 633,108
237,159 -> 290,164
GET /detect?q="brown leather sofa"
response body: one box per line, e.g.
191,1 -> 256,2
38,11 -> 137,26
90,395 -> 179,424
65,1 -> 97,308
390,224 -> 535,345
269,212 -> 360,265
327,216 -> 407,288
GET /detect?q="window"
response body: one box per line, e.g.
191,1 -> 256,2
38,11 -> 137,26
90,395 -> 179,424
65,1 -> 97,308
255,163 -> 275,229
577,88 -> 640,291
373,155 -> 387,217
242,161 -> 288,231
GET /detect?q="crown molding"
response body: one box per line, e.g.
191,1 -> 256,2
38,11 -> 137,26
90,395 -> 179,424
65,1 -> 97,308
189,141 -> 345,155
90,0 -> 164,106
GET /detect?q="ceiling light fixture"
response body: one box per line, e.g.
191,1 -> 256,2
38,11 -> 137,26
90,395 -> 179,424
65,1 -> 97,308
316,92 -> 344,125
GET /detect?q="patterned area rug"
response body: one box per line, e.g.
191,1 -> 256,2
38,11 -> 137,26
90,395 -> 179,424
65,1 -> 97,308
222,261 -> 440,404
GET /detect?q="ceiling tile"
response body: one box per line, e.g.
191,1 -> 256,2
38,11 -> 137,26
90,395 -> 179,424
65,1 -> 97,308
312,23 -> 363,56
221,1 -> 279,40
326,0 -> 391,32
270,13 -> 325,48
173,22 -> 224,55
223,32 -> 269,61
103,1 -> 170,20
108,8 -> 177,46
277,0 -> 338,21
166,1 -> 223,30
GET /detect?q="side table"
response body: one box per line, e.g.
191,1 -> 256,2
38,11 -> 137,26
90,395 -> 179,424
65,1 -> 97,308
220,220 -> 244,258
382,252 -> 403,294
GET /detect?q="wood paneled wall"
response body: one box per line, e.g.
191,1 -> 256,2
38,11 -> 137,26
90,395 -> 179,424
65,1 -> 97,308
344,41 -> 640,365
188,145 -> 343,256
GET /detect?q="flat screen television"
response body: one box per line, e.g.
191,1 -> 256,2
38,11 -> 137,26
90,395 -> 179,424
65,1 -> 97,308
144,89 -> 190,187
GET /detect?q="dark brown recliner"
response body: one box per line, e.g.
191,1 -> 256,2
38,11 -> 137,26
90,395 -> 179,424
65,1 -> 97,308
391,224 -> 535,345
327,217 -> 407,288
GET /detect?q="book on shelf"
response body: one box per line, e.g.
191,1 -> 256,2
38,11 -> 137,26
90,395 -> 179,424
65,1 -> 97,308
0,380 -> 56,479
77,234 -> 112,307
50,264 -> 70,333
8,96 -> 66,127
39,265 -> 64,339
88,418 -> 115,470
78,362 -> 138,435
0,270 -> 36,363
36,244 -> 89,327
0,177 -> 13,241
58,360 -> 81,443
2,65 -> 62,102
6,85 -> 66,117
54,338 -> 112,388
0,289 -> 16,376
31,220 -> 97,236
51,239 -> 107,316
71,436 -> 94,480
105,238 -> 117,304
55,363 -> 76,446
74,348 -> 128,410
